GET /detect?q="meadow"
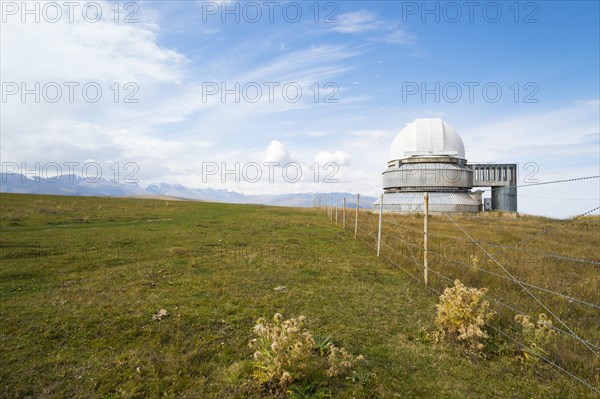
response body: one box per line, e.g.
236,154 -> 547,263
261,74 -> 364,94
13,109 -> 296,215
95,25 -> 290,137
351,207 -> 599,394
0,193 -> 597,398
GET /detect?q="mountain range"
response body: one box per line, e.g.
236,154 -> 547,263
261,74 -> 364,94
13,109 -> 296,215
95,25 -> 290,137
0,173 -> 375,209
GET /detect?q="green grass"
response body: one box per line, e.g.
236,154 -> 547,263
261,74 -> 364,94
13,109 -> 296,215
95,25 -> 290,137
0,193 -> 597,398
350,209 -> 599,392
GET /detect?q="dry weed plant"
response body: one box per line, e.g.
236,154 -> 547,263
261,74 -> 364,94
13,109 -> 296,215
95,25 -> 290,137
248,313 -> 364,395
515,313 -> 557,362
434,280 -> 495,354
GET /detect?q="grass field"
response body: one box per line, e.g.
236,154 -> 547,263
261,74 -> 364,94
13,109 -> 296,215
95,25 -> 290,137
351,207 -> 600,391
0,193 -> 597,398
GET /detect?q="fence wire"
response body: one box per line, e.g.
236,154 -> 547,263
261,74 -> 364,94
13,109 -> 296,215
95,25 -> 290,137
318,193 -> 600,393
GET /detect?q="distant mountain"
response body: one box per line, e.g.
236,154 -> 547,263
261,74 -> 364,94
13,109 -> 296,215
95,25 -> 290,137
0,173 -> 148,197
146,183 -> 375,208
0,173 -> 376,208
145,183 -> 248,202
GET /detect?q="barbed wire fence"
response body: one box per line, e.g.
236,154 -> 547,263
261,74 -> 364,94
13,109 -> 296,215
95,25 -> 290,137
316,176 -> 600,394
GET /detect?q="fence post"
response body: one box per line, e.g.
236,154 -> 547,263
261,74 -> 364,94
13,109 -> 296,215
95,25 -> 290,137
343,198 -> 346,230
354,194 -> 360,239
377,193 -> 383,257
335,199 -> 339,225
424,192 -> 429,286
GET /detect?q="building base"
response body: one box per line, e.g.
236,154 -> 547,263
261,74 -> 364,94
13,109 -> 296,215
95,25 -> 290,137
372,192 -> 481,213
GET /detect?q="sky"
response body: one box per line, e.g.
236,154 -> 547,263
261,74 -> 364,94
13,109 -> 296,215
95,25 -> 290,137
1,0 -> 599,218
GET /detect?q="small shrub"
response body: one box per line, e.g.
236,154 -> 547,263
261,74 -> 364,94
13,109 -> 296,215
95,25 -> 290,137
485,336 -> 512,358
313,333 -> 334,356
250,313 -> 316,390
515,313 -> 556,362
248,313 -> 364,395
326,345 -> 360,377
352,370 -> 375,386
434,279 -> 495,354
288,381 -> 331,399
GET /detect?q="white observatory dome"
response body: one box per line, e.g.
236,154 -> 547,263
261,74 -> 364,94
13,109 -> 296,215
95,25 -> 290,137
389,118 -> 466,161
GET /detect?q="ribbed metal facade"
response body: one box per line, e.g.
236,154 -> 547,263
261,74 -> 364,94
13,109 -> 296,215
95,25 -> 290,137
382,162 -> 473,191
373,192 -> 481,213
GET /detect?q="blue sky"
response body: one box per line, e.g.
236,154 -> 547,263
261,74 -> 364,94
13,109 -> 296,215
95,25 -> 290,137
1,0 -> 599,217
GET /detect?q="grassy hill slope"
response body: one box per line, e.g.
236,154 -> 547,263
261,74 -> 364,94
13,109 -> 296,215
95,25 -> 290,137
0,193 -> 595,398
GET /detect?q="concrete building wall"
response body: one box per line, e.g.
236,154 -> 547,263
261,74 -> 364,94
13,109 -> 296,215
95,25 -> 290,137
470,163 -> 518,212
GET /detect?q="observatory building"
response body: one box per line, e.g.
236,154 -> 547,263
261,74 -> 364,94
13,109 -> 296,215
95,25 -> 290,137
374,118 -> 517,213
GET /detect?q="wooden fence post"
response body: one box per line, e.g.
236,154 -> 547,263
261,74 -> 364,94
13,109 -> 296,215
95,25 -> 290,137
424,192 -> 429,286
335,199 -> 338,225
354,194 -> 360,239
377,193 -> 383,257
343,198 -> 346,230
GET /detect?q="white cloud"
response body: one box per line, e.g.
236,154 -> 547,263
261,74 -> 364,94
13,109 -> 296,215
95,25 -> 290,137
0,1 -> 201,183
314,150 -> 352,166
264,140 -> 293,164
329,10 -> 416,47
330,10 -> 382,33
461,100 -> 600,163
0,4 -> 368,186
1,4 -> 186,83
384,29 -> 417,45
237,44 -> 360,84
